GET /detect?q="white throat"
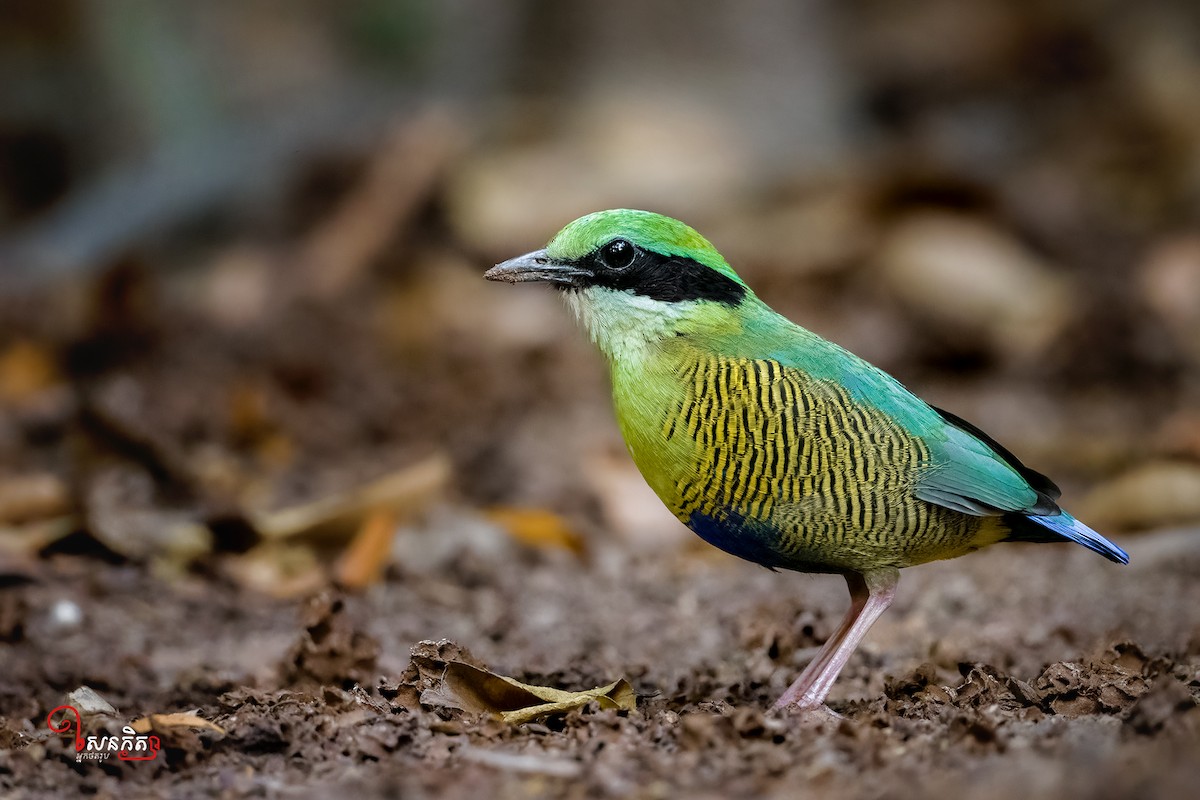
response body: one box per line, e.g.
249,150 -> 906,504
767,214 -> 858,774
562,287 -> 688,363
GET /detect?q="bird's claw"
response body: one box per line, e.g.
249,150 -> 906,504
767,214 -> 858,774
771,701 -> 845,723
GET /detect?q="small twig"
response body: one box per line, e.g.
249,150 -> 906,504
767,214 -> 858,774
299,109 -> 465,298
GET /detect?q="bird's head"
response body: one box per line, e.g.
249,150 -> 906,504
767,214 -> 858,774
485,209 -> 753,359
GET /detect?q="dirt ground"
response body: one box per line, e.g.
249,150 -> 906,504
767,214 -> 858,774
1,514 -> 1198,798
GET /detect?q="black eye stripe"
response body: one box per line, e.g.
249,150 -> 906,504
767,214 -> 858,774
573,244 -> 746,306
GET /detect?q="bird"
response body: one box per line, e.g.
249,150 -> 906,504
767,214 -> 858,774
484,209 -> 1128,712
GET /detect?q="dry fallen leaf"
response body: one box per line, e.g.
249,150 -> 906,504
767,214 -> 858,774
0,340 -> 60,404
66,686 -> 119,718
0,473 -> 72,525
130,712 -> 226,736
0,515 -> 78,559
220,542 -> 327,599
252,453 -> 451,541
334,508 -> 400,589
443,661 -> 636,725
484,507 -> 587,556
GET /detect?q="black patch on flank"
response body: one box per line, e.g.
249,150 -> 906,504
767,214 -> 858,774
571,240 -> 747,306
931,404 -> 1062,514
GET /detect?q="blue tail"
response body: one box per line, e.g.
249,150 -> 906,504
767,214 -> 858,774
1024,512 -> 1129,564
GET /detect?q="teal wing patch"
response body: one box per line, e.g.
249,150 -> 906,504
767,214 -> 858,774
916,408 -> 1060,516
733,313 -> 1060,518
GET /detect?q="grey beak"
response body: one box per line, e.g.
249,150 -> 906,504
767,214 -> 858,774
484,249 -> 592,286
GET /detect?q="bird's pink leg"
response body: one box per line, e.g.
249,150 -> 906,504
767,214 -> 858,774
773,567 -> 899,711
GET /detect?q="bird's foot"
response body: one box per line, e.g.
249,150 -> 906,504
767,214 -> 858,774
770,698 -> 844,723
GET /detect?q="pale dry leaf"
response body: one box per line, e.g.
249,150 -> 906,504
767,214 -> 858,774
334,508 -> 400,589
484,507 -> 586,556
253,452 -> 450,541
130,712 -> 226,736
66,686 -> 118,717
444,660 -> 635,725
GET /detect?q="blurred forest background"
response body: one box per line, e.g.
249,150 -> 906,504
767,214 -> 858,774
1,1 -> 1199,797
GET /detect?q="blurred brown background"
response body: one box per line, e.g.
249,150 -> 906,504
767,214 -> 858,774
1,2 -> 1198,797
3,0 -> 1198,543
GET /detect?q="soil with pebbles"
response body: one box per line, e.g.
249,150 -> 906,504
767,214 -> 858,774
1,521 -> 1197,798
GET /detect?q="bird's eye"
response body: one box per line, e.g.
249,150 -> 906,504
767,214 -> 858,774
599,239 -> 636,271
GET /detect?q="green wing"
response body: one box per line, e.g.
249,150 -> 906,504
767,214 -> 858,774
747,314 -> 1060,518
915,405 -> 1060,515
